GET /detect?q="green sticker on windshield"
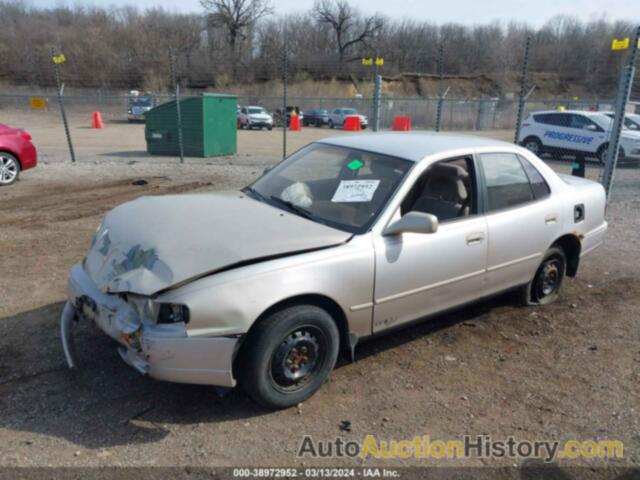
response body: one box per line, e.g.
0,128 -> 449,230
347,159 -> 364,171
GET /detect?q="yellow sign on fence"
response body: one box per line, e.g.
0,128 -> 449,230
52,53 -> 66,64
362,57 -> 384,66
610,37 -> 639,50
30,97 -> 47,110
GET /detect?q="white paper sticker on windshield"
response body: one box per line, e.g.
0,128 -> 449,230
332,180 -> 380,203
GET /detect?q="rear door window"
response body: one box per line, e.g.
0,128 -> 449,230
519,156 -> 551,200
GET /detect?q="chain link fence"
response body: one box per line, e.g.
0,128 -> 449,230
0,91 -> 624,131
1,24 -> 638,199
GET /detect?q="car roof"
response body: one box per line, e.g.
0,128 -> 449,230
530,110 -> 605,117
317,132 -> 517,162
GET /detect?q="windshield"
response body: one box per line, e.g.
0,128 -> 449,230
343,108 -> 357,115
246,143 -> 412,233
624,114 -> 640,130
249,107 -> 266,114
604,112 -> 640,130
130,97 -> 153,107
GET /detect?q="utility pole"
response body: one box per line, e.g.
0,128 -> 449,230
282,21 -> 289,160
372,53 -> 383,132
169,49 -> 184,164
601,26 -> 640,201
372,74 -> 382,132
435,43 -> 445,132
514,35 -> 532,144
52,47 -> 76,163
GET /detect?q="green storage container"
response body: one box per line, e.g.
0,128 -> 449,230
145,93 -> 237,157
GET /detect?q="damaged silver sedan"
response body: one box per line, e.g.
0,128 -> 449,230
61,133 -> 607,408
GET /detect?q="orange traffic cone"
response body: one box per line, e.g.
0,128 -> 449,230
92,111 -> 104,129
392,116 -> 411,131
344,115 -> 361,131
289,112 -> 301,131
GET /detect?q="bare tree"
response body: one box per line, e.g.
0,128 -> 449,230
201,0 -> 273,79
312,0 -> 384,64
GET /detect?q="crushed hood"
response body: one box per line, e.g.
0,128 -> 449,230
84,191 -> 351,296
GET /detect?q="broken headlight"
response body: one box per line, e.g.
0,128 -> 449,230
157,303 -> 190,324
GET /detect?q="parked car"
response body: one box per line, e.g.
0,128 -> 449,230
273,106 -> 304,127
329,108 -> 368,129
238,106 -> 273,130
0,123 -> 37,186
60,133 -> 607,409
518,110 -> 640,164
127,92 -> 156,122
302,109 -> 330,127
602,111 -> 640,132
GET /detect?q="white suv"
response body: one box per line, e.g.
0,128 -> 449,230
238,106 -> 274,130
602,112 -> 640,132
328,108 -> 368,129
518,110 -> 640,164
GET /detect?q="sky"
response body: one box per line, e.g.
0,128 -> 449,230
28,0 -> 640,27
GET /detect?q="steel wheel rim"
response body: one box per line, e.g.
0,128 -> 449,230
525,141 -> 539,154
536,258 -> 562,299
269,325 -> 327,393
0,156 -> 18,184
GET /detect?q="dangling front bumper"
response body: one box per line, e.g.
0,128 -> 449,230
60,263 -> 238,387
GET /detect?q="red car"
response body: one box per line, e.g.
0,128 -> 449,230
0,123 -> 37,186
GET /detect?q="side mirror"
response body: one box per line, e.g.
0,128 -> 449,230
383,211 -> 439,236
263,166 -> 274,175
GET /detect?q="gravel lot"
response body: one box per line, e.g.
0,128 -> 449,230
0,110 -> 638,474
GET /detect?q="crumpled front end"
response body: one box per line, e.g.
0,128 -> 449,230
60,263 -> 238,387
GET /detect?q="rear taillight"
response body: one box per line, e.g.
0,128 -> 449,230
22,132 -> 32,141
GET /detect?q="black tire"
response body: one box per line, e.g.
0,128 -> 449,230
519,246 -> 567,306
521,136 -> 543,156
596,144 -> 609,165
267,126 -> 272,131
0,152 -> 20,186
239,305 -> 340,409
329,120 -> 335,129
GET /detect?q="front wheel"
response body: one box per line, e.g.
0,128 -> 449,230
519,246 -> 567,306
329,120 -> 335,129
0,152 -> 20,186
239,305 -> 340,409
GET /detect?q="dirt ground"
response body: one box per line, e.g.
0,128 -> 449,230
0,110 -> 638,473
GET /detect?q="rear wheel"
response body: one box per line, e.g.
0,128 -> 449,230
522,137 -> 543,156
239,305 -> 340,409
597,144 -> 609,165
0,152 -> 20,186
519,246 -> 567,306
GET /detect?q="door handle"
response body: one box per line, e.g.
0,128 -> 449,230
466,233 -> 485,245
545,214 -> 558,224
